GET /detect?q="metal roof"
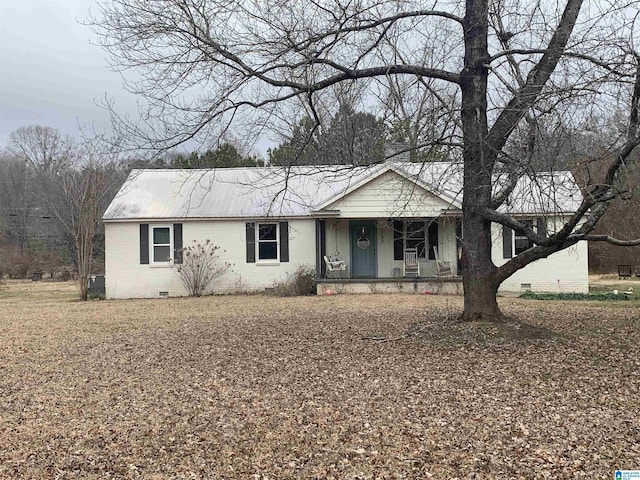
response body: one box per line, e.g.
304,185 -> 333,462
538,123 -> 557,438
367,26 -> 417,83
103,162 -> 583,221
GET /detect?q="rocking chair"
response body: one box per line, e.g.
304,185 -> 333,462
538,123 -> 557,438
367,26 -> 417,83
403,248 -> 420,277
433,246 -> 454,277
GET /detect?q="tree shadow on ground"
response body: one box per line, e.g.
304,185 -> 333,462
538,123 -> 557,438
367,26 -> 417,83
401,317 -> 563,349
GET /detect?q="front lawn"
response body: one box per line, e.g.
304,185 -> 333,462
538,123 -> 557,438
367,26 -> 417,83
0,282 -> 638,478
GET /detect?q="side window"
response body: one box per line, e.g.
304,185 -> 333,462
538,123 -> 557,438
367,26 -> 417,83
152,226 -> 172,263
257,223 -> 278,261
504,218 -> 544,258
513,219 -> 535,255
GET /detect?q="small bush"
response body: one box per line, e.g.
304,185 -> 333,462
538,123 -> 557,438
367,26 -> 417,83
519,291 -> 636,301
57,269 -> 73,281
87,290 -> 105,300
175,239 -> 231,297
271,265 -> 316,297
10,260 -> 30,279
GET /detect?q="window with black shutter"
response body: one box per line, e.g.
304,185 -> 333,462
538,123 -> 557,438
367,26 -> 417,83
503,217 -> 544,258
246,221 -> 290,263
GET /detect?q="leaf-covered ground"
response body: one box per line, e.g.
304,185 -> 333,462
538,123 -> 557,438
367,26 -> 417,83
0,282 -> 639,479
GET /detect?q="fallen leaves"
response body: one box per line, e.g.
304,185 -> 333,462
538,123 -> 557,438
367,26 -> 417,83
0,282 -> 639,478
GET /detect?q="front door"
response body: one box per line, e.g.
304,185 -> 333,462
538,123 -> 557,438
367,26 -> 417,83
350,221 -> 377,278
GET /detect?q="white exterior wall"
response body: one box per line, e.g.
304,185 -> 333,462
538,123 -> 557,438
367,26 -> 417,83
105,219 -> 317,299
491,219 -> 589,293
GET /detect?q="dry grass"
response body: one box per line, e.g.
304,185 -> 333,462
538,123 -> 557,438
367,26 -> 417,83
0,281 -> 639,479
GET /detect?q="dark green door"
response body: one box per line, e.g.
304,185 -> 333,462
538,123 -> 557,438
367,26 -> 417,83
350,221 -> 377,278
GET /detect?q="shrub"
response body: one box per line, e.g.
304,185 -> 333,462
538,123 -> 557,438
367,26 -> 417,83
519,291 -> 636,301
271,265 -> 316,297
56,269 -> 74,281
0,245 -> 30,279
9,258 -> 30,279
174,239 -> 231,297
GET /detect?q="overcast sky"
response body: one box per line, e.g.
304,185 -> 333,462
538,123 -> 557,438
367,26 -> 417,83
0,0 -> 142,148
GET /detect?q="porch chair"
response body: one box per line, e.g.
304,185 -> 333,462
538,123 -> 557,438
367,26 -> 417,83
433,246 -> 455,277
324,255 -> 347,279
403,248 -> 420,277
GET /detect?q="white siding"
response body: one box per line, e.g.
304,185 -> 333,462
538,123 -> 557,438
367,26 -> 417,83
491,220 -> 589,293
105,219 -> 317,298
327,171 -> 454,218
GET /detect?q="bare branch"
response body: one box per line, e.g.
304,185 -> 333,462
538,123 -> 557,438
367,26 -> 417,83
578,234 -> 640,246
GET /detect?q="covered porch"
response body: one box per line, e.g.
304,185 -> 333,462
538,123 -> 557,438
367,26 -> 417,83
313,216 -> 463,294
309,162 -> 464,293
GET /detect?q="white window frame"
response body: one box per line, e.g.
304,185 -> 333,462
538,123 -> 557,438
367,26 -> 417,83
256,222 -> 279,263
151,224 -> 173,265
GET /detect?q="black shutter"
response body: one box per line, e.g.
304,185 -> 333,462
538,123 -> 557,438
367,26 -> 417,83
428,220 -> 438,260
140,224 -> 149,264
279,221 -> 289,262
173,223 -> 183,264
536,217 -> 547,238
246,222 -> 256,263
502,225 -> 513,259
393,220 -> 403,260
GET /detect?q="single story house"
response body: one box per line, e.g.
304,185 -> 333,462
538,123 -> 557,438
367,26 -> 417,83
103,161 -> 588,298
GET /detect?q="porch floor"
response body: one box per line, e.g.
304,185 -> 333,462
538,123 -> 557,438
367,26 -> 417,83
316,276 -> 463,295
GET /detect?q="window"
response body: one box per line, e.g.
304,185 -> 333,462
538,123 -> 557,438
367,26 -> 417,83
503,218 -> 546,259
140,224 -> 182,265
406,221 -> 427,258
513,220 -> 534,255
246,221 -> 289,263
393,219 -> 438,260
152,225 -> 172,263
257,223 -> 278,261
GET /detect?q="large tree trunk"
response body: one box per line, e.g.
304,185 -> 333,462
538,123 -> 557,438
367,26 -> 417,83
459,0 -> 504,321
460,213 -> 503,321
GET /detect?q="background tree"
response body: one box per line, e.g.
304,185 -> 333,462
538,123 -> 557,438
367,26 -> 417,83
170,143 -> 264,168
7,125 -> 75,175
42,138 -> 123,300
268,105 -> 386,166
0,152 -> 37,251
268,117 -> 322,166
93,0 -> 640,320
0,126 -> 126,297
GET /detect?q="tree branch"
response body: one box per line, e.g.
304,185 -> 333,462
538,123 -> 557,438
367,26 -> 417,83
578,234 -> 640,246
486,0 -> 584,154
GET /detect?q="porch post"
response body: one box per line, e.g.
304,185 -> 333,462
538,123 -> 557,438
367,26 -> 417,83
315,219 -> 326,278
456,217 -> 463,276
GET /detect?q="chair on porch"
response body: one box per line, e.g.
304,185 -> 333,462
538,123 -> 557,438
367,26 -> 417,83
324,255 -> 347,279
403,248 -> 420,277
433,246 -> 454,277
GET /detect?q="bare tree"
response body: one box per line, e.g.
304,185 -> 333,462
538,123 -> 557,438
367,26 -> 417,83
7,126 -> 75,175
43,138 -> 123,300
0,152 -> 36,251
93,0 -> 640,320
